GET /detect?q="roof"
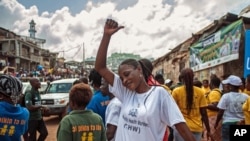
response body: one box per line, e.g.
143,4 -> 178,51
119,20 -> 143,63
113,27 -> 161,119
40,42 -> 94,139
51,78 -> 78,84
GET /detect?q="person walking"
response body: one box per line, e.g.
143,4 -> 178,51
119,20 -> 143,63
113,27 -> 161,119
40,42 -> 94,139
138,58 -> 170,141
57,83 -> 106,141
0,75 -> 29,141
94,18 -> 196,141
25,78 -> 49,141
171,68 -> 211,141
87,69 -> 110,125
202,75 -> 222,141
202,79 -> 211,95
215,75 -> 249,141
101,78 -> 122,141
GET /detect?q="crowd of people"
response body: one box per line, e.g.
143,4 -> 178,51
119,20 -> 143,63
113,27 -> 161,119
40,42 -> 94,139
1,18 -> 250,141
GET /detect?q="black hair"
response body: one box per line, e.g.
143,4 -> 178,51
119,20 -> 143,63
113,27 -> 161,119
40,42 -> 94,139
155,74 -> 163,80
180,68 -> 194,114
138,58 -> 153,72
88,69 -> 102,87
241,77 -> 246,87
155,74 -> 164,84
210,76 -> 221,88
193,80 -> 202,88
138,59 -> 154,83
138,59 -> 157,85
79,77 -> 88,84
73,80 -> 81,85
119,58 -> 156,85
120,59 -> 139,69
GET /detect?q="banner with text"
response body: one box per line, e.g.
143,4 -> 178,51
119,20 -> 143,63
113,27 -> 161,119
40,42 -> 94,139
244,30 -> 250,78
190,19 -> 242,71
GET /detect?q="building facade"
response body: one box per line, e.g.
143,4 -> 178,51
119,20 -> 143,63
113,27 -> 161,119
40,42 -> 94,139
152,13 -> 250,84
0,20 -> 56,75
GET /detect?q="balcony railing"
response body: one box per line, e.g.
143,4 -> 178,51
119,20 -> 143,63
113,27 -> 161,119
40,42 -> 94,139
30,54 -> 42,63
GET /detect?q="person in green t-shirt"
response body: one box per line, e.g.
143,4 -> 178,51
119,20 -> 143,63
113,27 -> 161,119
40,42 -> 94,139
25,78 -> 49,141
57,83 -> 106,141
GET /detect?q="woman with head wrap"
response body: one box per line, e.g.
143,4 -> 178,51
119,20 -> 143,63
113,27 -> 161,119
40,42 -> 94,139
0,75 -> 29,141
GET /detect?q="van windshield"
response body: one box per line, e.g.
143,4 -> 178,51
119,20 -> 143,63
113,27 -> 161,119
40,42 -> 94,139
46,83 -> 73,93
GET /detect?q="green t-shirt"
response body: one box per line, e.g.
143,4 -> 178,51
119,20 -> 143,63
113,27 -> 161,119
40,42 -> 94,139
57,110 -> 106,141
25,88 -> 42,120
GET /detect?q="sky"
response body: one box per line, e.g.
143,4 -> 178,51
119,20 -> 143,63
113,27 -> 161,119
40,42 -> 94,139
0,0 -> 250,62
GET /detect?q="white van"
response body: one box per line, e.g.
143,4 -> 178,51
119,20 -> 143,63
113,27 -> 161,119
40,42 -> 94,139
41,78 -> 77,118
22,82 -> 48,94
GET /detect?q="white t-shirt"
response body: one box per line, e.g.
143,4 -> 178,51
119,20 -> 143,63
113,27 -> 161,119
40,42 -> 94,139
105,97 -> 122,141
217,91 -> 249,123
109,74 -> 185,141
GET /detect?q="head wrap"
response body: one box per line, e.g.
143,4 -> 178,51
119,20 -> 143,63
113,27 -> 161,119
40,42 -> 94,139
0,75 -> 23,97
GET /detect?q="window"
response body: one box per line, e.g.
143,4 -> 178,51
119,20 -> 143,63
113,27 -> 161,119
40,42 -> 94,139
47,83 -> 73,94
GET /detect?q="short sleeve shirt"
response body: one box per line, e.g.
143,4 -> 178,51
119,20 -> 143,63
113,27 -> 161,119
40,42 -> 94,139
217,92 -> 249,123
109,74 -> 185,141
25,88 -> 42,120
172,86 -> 207,132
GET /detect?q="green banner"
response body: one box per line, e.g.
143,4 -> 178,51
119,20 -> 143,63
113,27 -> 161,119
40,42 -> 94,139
190,19 -> 242,71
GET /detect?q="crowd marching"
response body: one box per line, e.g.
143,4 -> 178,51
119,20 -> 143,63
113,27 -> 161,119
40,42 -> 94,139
1,18 -> 250,141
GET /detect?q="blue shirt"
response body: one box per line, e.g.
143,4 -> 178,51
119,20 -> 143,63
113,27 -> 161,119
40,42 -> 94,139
0,101 -> 29,141
87,90 -> 110,124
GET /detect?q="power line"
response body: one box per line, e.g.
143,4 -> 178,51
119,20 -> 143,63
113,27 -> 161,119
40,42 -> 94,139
58,44 -> 81,53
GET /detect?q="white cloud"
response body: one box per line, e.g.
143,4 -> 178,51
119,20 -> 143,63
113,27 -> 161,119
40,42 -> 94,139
0,0 -> 249,62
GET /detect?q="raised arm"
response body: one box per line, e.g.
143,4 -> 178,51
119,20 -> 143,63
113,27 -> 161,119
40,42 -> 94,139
95,19 -> 124,86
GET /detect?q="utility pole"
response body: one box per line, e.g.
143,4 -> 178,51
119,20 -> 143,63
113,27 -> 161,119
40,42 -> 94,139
82,43 -> 85,76
82,43 -> 85,68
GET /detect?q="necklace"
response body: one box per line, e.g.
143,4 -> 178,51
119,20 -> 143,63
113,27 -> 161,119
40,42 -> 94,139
134,93 -> 144,108
134,86 -> 155,108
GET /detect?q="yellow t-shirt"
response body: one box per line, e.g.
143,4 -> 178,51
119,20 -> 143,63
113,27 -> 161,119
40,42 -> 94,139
242,97 -> 250,125
161,85 -> 172,94
205,88 -> 221,117
172,86 -> 207,132
202,86 -> 211,95
243,89 -> 250,96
